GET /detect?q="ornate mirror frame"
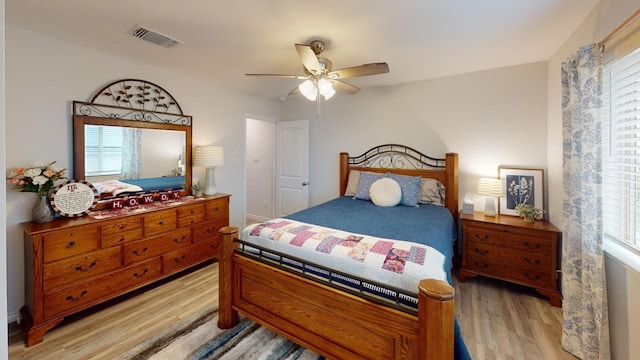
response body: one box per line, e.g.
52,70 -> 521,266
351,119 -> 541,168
73,79 -> 192,208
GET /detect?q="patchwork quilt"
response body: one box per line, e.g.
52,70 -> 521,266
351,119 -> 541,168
242,219 -> 447,294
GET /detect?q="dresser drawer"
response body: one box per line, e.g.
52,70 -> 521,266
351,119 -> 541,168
205,198 -> 229,221
144,209 -> 177,237
178,203 -> 205,218
123,227 -> 191,265
193,219 -> 226,244
43,247 -> 122,291
504,232 -> 552,255
162,240 -> 216,275
466,255 -> 551,288
101,217 -> 142,236
44,258 -> 162,319
466,241 -> 550,270
463,225 -> 502,247
101,227 -> 144,248
178,213 -> 205,228
42,225 -> 99,263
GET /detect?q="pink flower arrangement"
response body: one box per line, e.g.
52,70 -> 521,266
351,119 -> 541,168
7,161 -> 66,196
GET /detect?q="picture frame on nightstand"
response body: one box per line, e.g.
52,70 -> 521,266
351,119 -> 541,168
498,166 -> 545,216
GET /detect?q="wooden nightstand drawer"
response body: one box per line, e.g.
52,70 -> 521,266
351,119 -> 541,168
505,232 -> 552,254
466,255 -> 550,287
466,241 -> 550,270
464,226 -> 502,247
193,219 -> 226,243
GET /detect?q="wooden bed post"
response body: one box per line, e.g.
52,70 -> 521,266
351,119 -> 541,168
418,279 -> 455,360
218,226 -> 239,329
445,153 -> 459,224
339,152 -> 349,196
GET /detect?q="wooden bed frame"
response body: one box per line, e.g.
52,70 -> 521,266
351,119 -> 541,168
218,145 -> 459,360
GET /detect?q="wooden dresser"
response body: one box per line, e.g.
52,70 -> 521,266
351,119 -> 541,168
458,212 -> 562,307
20,194 -> 230,346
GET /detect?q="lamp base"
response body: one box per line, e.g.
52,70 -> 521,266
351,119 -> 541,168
204,167 -> 217,195
484,197 -> 497,217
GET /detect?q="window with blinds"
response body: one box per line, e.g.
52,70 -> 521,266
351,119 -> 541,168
84,125 -> 123,176
602,45 -> 640,253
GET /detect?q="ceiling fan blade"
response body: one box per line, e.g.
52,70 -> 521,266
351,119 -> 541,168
332,80 -> 360,95
288,86 -> 301,96
295,43 -> 322,75
246,73 -> 308,79
328,62 -> 389,79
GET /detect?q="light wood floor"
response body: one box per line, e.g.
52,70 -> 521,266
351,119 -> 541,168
8,261 -> 577,360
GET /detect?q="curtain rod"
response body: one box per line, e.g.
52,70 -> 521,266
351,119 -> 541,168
599,7 -> 640,47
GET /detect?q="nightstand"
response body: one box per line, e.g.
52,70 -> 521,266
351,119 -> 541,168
458,212 -> 562,307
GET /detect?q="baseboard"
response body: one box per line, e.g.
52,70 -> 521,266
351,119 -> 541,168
246,214 -> 270,224
8,310 -> 20,325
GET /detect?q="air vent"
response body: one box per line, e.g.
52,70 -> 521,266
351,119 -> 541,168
130,25 -> 182,48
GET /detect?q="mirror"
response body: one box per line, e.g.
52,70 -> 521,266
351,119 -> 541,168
73,115 -> 192,203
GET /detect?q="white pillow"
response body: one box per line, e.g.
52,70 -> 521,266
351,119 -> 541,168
370,178 -> 402,207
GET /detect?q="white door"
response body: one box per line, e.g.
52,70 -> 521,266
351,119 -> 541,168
276,120 -> 309,217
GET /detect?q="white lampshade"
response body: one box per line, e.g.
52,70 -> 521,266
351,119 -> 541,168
193,146 -> 224,167
193,146 -> 224,195
299,80 -> 317,101
477,178 -> 503,217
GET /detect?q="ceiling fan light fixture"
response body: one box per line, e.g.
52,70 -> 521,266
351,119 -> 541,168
299,80 -> 317,101
318,78 -> 335,100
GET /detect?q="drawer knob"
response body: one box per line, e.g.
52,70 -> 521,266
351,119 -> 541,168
206,226 -> 218,234
132,247 -> 148,256
158,220 -> 165,226
118,224 -> 126,230
133,269 -> 149,278
473,234 -> 489,241
173,236 -> 187,243
66,241 -> 76,248
65,290 -> 88,302
473,247 -> 489,255
119,235 -> 126,242
523,242 -> 541,249
75,261 -> 97,272
524,257 -> 541,265
173,255 -> 187,263
523,272 -> 541,280
473,261 -> 489,269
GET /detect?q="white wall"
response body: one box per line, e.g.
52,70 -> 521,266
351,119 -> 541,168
245,118 -> 275,222
281,62 -> 549,211
4,23 -> 280,322
547,1 -> 640,359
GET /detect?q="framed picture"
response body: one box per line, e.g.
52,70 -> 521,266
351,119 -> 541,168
498,166 -> 545,216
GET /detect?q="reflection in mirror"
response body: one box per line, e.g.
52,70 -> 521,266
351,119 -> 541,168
84,125 -> 186,182
73,115 -> 192,203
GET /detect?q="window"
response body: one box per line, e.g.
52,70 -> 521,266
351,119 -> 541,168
602,43 -> 640,253
84,125 -> 123,176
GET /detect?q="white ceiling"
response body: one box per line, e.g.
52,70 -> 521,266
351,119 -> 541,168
6,0 -> 599,101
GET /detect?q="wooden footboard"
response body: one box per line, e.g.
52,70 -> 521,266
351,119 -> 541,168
218,226 -> 454,360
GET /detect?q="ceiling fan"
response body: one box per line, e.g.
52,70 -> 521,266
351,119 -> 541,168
246,40 -> 389,101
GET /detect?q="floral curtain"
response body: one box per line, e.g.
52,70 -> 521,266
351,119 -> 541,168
560,44 -> 611,360
120,127 -> 142,180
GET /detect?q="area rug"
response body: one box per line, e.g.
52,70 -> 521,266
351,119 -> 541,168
118,305 -> 324,360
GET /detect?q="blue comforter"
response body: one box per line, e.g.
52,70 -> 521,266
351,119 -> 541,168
286,196 -> 457,282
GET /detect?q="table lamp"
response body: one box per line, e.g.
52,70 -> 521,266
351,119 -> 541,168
193,145 -> 224,195
477,178 -> 504,217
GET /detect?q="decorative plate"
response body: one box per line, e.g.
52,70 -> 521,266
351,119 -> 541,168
49,180 -> 99,217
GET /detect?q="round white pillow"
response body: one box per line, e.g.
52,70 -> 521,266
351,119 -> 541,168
370,178 -> 402,207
